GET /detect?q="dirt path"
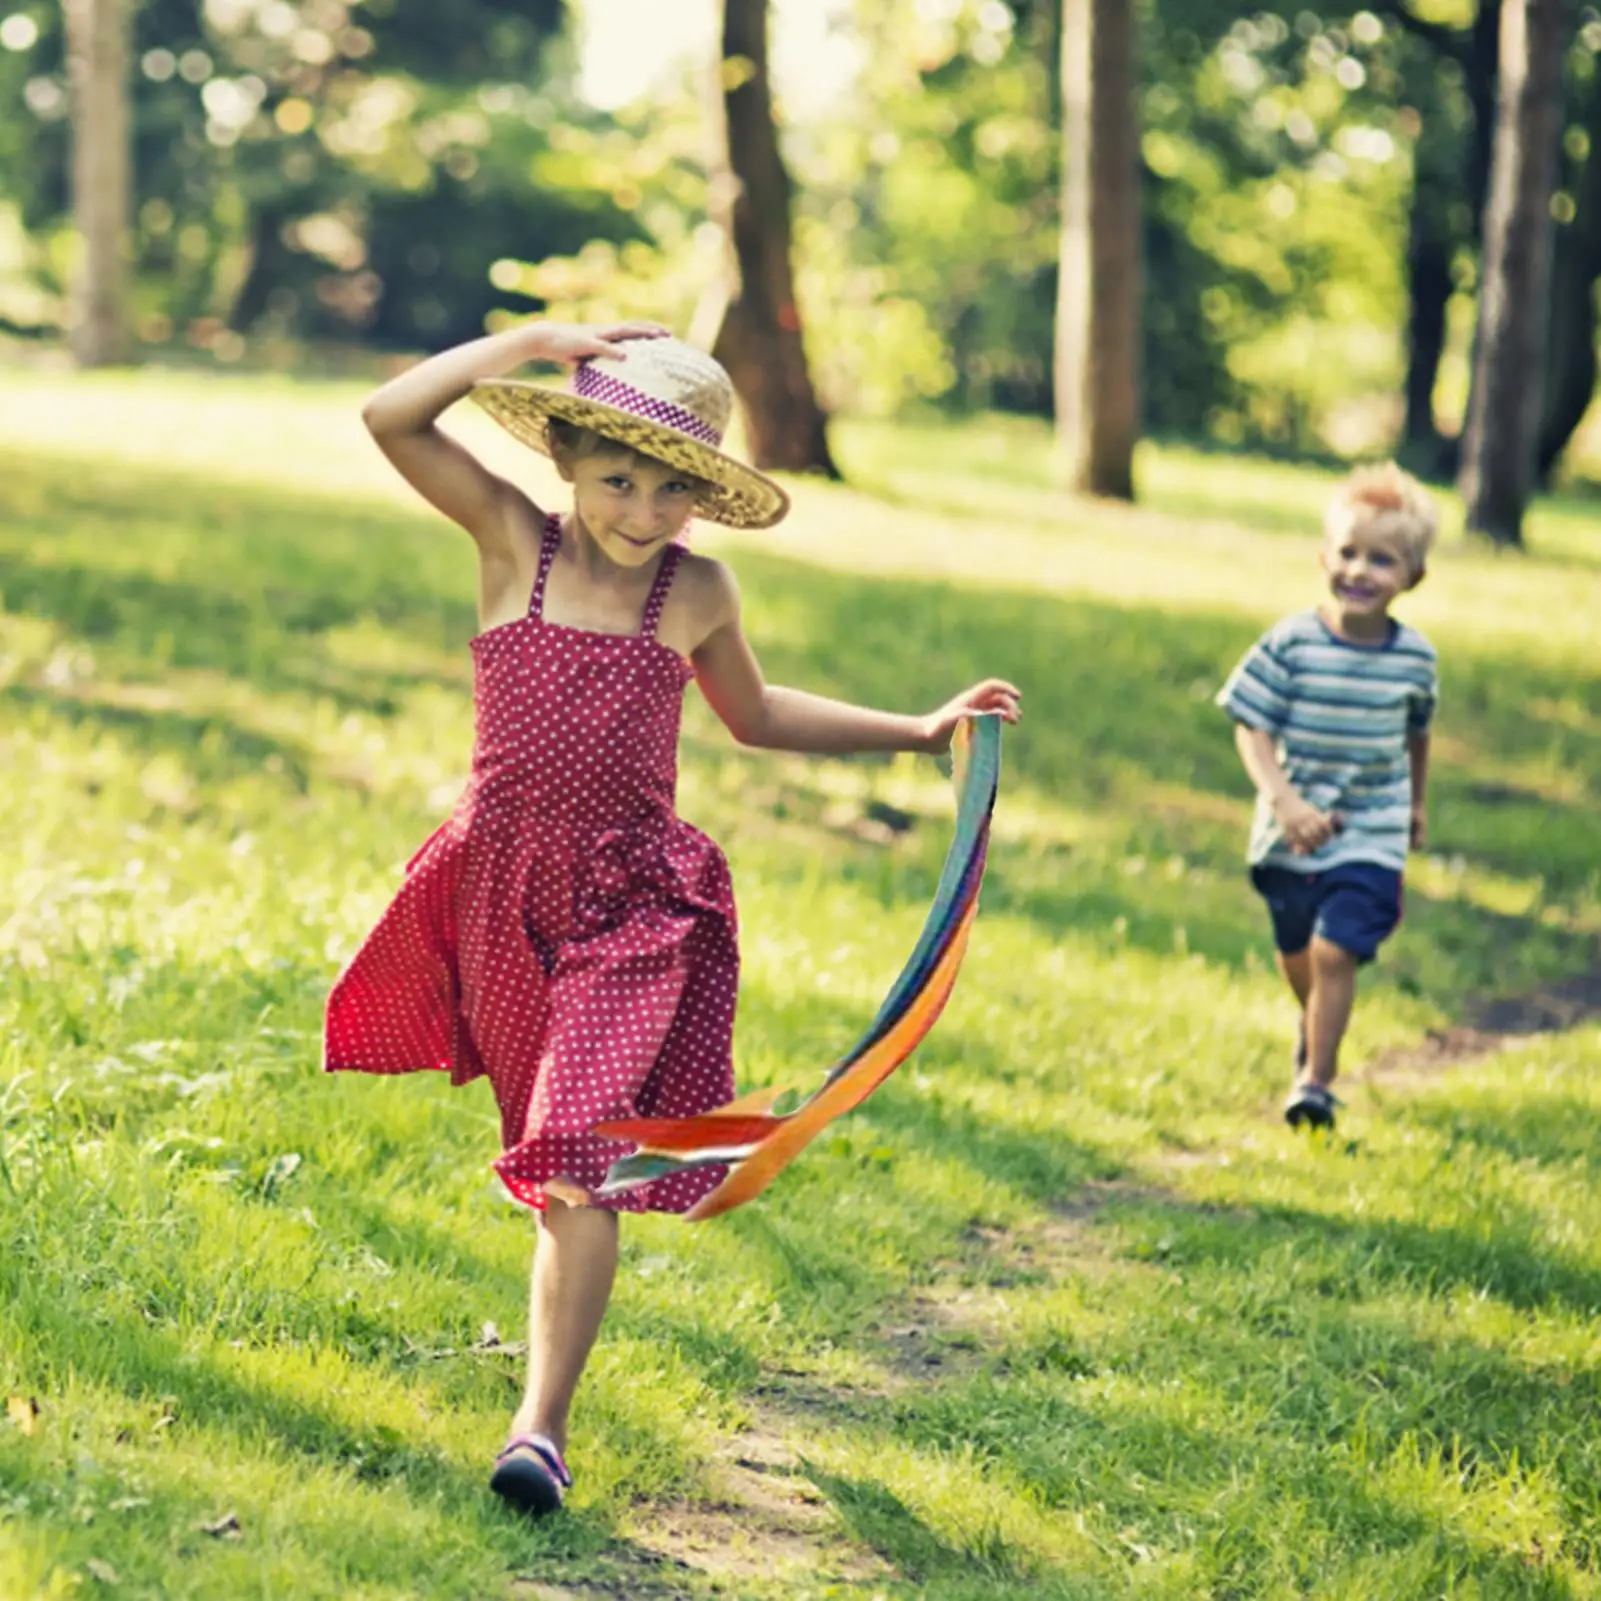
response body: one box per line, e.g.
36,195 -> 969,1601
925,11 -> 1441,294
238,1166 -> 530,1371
514,970 -> 1601,1597
560,1191 -> 1153,1597
1364,968 -> 1601,1086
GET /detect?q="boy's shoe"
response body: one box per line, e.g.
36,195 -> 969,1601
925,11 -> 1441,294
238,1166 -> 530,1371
1283,1081 -> 1339,1130
489,1433 -> 571,1517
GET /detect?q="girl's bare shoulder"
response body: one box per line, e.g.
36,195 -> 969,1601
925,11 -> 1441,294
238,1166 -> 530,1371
676,550 -> 740,614
667,551 -> 743,653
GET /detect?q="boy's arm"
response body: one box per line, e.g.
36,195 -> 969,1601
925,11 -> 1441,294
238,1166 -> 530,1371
1406,654 -> 1437,850
360,321 -> 667,549
688,563 -> 1020,754
1407,730 -> 1431,848
1232,723 -> 1339,856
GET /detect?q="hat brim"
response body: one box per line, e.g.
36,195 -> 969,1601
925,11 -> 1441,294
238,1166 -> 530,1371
470,379 -> 791,531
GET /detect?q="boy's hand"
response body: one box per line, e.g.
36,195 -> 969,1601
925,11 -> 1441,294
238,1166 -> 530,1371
1410,804 -> 1427,849
525,321 -> 670,366
1273,790 -> 1341,855
918,679 -> 1022,754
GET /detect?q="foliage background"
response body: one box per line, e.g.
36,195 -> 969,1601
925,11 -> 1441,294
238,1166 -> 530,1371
4,0 -> 1599,464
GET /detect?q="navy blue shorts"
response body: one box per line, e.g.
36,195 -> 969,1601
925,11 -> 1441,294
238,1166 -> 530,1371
1250,862 -> 1403,963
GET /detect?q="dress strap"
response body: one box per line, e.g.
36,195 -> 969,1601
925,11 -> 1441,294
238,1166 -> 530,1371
528,514 -> 561,619
639,544 -> 683,641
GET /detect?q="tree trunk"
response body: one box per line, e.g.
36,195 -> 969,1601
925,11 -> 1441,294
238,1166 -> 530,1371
1401,195 -> 1452,468
1536,243 -> 1598,482
1457,0 -> 1570,546
1536,75 -> 1601,479
63,0 -> 131,367
227,205 -> 291,335
1467,0 -> 1505,232
1054,0 -> 1140,500
711,0 -> 838,477
1395,1 -> 1499,477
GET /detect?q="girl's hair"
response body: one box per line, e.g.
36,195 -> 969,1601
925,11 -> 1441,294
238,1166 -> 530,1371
1324,462 -> 1438,577
545,418 -> 705,491
546,417 -> 642,462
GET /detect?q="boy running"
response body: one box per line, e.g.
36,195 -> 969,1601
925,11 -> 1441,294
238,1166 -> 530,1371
1219,464 -> 1439,1130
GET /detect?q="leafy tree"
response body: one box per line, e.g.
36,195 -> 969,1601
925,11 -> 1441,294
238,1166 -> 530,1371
1338,2 -> 1601,483
1,0 -> 629,350
791,0 -> 1062,415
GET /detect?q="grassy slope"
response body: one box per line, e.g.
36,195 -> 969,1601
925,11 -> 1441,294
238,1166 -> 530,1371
0,371 -> 1598,1600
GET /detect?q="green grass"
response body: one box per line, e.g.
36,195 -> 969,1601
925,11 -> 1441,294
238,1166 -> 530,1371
1,368 -> 1599,1599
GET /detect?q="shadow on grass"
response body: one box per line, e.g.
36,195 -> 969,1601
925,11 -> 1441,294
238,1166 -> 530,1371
0,548 -> 473,718
709,765 -> 1597,1002
0,448 -> 476,717
7,446 -> 1599,891
11,442 -> 1601,1597
864,1367 -> 1590,1600
0,1261 -> 715,1591
791,1178 -> 1600,1595
845,1075 -> 1115,1211
1100,1180 -> 1601,1323
1405,1088 -> 1601,1180
6,1288 -> 486,1499
837,417 -> 1601,570
804,1464 -> 1038,1596
767,1281 -> 1593,1599
3,682 -> 316,791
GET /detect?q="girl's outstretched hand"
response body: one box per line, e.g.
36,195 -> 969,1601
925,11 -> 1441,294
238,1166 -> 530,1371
528,321 -> 671,366
917,679 -> 1022,754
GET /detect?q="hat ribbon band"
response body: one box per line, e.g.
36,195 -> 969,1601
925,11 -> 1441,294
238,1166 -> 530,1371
572,364 -> 723,447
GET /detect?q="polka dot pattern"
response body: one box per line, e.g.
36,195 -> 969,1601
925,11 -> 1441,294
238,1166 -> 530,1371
324,515 -> 738,1214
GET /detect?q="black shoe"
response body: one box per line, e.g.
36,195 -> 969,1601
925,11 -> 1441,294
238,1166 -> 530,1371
489,1433 -> 571,1517
1284,1081 -> 1338,1130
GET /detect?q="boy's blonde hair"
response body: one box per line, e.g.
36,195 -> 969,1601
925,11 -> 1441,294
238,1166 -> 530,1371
1324,462 -> 1438,578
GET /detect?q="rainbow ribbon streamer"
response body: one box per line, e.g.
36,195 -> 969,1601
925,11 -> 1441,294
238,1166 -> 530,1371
593,713 -> 1001,1221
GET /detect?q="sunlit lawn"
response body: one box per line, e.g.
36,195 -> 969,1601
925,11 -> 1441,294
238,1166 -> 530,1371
2,366 -> 1599,1599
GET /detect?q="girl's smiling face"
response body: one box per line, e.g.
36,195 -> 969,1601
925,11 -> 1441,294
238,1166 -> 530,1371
562,448 -> 703,568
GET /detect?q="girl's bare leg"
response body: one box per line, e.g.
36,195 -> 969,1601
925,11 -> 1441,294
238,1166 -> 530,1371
510,1197 -> 619,1452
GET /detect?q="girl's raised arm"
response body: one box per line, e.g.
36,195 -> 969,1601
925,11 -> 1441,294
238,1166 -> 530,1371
360,321 -> 669,549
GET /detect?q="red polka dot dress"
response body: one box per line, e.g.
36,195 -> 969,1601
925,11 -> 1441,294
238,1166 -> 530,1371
324,515 -> 738,1213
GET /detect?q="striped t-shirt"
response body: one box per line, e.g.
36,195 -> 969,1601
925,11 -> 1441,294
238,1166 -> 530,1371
1217,609 -> 1438,872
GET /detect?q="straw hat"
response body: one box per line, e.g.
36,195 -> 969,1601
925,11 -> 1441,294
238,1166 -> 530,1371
471,337 -> 790,530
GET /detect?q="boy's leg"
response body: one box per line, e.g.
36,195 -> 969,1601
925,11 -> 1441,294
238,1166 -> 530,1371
1252,868 -> 1316,1071
1302,865 -> 1402,1089
1304,935 -> 1358,1087
1277,949 -> 1312,1008
512,1196 -> 620,1452
1277,949 -> 1312,1066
